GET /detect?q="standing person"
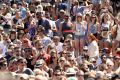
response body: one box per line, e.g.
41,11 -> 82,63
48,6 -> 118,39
11,11 -> 24,30
59,13 -> 74,40
36,11 -> 51,36
74,13 -> 87,56
36,26 -> 52,49
99,13 -> 112,49
55,10 -> 65,35
87,34 -> 99,59
16,57 -> 34,75
18,2 -> 27,19
112,12 -> 120,55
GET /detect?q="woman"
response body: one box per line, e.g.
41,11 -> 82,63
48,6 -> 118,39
23,13 -> 36,40
99,13 -> 112,49
59,13 -> 74,40
74,13 -> 87,56
87,34 -> 99,59
112,13 -> 120,55
90,14 -> 100,37
49,49 -> 58,70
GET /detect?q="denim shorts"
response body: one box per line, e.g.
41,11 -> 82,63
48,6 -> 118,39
74,35 -> 86,40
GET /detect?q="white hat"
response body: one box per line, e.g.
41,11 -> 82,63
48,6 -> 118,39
66,68 -> 76,75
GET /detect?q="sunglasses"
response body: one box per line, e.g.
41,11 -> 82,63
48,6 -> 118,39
54,74 -> 61,76
60,60 -> 64,62
93,61 -> 96,63
107,64 -> 112,66
52,56 -> 56,59
69,60 -> 74,62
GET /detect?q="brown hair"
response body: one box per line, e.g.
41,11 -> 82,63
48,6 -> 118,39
88,33 -> 98,42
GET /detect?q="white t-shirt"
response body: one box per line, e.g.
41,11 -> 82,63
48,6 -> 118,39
87,40 -> 99,58
51,42 -> 63,53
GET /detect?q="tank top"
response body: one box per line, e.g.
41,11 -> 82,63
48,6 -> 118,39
75,22 -> 86,36
62,22 -> 73,33
101,22 -> 110,31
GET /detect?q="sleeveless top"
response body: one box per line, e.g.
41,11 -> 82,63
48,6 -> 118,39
62,22 -> 73,33
90,23 -> 98,34
101,22 -> 110,31
75,22 -> 87,36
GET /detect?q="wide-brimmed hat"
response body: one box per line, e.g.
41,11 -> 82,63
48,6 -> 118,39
101,31 -> 109,38
34,59 -> 45,68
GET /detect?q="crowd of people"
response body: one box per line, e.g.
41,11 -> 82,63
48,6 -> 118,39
0,0 -> 120,80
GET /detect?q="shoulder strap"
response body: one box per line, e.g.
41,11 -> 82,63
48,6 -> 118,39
85,23 -> 88,36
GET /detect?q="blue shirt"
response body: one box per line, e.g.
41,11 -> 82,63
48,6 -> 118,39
19,7 -> 26,19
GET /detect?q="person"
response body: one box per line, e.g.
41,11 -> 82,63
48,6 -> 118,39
59,13 -> 74,40
50,36 -> 63,53
87,34 -> 99,59
112,12 -> 120,55
74,13 -> 87,56
16,57 -> 34,75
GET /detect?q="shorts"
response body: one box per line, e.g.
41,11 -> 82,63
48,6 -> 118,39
74,35 -> 86,40
116,34 -> 120,41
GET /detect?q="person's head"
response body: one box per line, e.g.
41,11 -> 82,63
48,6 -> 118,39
34,59 -> 45,69
14,46 -> 22,57
53,65 -> 63,79
64,13 -> 70,22
58,57 -> 66,67
115,12 -> 120,25
101,54 -> 107,63
18,2 -> 23,9
101,13 -> 110,23
34,40 -> 44,50
53,36 -> 60,43
17,57 -> 27,69
50,49 -> 58,62
0,57 -> 7,71
22,38 -> 32,48
46,45 -> 54,54
26,10 -> 31,17
0,27 -> 4,34
9,29 -> 17,40
88,34 -> 98,42
2,32 -> 9,40
15,11 -> 21,18
91,14 -> 98,24
85,13 -> 91,22
76,13 -> 83,22
37,26 -> 45,36
45,12 -> 50,19
106,60 -> 114,70
36,11 -> 44,19
8,58 -> 18,72
74,0 -> 79,6
66,68 -> 77,79
59,10 -> 65,18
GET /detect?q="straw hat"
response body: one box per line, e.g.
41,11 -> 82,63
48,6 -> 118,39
101,31 -> 109,38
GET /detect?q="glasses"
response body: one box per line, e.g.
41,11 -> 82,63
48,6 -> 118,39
52,56 -> 56,59
60,60 -> 64,62
69,60 -> 74,62
107,65 -> 112,67
54,73 -> 61,76
93,61 -> 96,63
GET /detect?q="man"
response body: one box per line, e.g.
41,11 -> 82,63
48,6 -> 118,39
37,26 -> 52,49
16,57 -> 34,75
36,11 -> 51,35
